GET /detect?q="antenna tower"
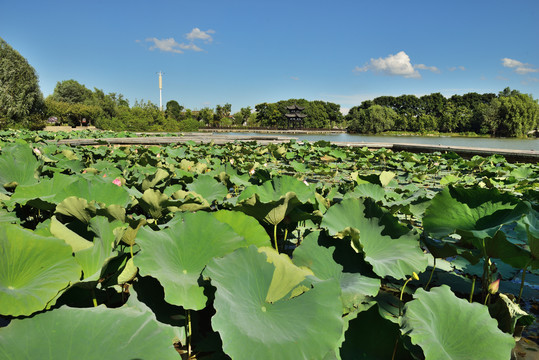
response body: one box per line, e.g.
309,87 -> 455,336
157,71 -> 164,111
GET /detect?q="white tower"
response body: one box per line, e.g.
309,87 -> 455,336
158,71 -> 163,111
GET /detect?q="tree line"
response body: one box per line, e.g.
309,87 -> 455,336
346,90 -> 538,137
1,36 -> 537,137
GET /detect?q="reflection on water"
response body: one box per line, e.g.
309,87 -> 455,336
224,132 -> 538,151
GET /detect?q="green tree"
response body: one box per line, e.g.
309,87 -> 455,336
165,100 -> 184,121
0,37 -> 44,128
197,107 -> 214,125
346,105 -> 397,134
52,79 -> 92,104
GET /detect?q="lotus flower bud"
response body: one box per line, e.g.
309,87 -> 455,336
112,178 -> 122,186
412,272 -> 419,281
488,279 -> 500,294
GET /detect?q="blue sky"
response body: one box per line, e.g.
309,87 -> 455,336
1,0 -> 538,114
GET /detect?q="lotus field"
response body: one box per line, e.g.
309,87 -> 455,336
0,129 -> 537,360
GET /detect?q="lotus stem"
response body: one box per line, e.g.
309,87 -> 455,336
425,258 -> 436,290
91,289 -> 97,307
391,337 -> 399,360
399,272 -> 419,316
518,262 -> 530,304
469,276 -> 476,303
283,228 -> 288,243
273,224 -> 279,253
187,309 -> 192,359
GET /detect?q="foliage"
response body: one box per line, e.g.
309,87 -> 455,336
0,37 -> 44,129
0,131 -> 537,359
346,88 -> 538,137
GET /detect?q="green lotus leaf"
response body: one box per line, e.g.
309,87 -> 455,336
141,168 -> 170,191
238,175 -> 315,204
168,189 -> 210,212
55,196 -> 96,223
0,223 -> 82,316
400,285 -> 515,360
212,210 -> 271,247
138,188 -> 169,219
423,186 -> 527,240
485,230 -> 539,269
186,174 -> 228,203
55,177 -> 131,207
322,198 -> 428,280
0,290 -> 182,359
8,173 -> 77,209
75,216 -> 125,281
0,143 -> 40,190
135,211 -> 248,310
379,170 -> 395,187
292,231 -> 380,313
203,246 -> 344,360
343,183 -> 386,203
50,215 -> 93,252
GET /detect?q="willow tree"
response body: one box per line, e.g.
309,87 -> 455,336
0,37 -> 44,128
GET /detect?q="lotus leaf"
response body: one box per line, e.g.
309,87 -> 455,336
292,231 -> 380,313
135,211 -> 253,310
400,285 -> 515,360
237,175 -> 315,226
55,177 -> 131,207
138,188 -> 169,219
203,246 -> 344,360
55,196 -> 96,223
8,173 -> 77,209
74,216 -> 125,280
0,290 -> 181,359
212,210 -> 271,247
0,143 -> 40,190
322,198 -> 428,279
0,223 -> 81,316
423,186 -> 528,240
186,174 -> 228,203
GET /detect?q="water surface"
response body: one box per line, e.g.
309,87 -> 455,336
223,132 -> 538,151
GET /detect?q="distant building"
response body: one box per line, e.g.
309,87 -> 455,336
285,104 -> 306,128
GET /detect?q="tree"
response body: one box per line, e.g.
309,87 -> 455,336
165,100 -> 183,121
346,105 -> 397,134
197,107 -> 214,125
0,37 -> 44,127
52,79 -> 92,104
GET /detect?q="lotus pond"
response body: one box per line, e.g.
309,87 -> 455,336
0,130 -> 537,360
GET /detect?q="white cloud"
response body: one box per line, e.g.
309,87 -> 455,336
449,66 -> 466,71
185,28 -> 215,43
501,58 -> 538,75
414,64 -> 440,73
290,76 -> 300,81
145,37 -> 203,53
354,51 -> 432,78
